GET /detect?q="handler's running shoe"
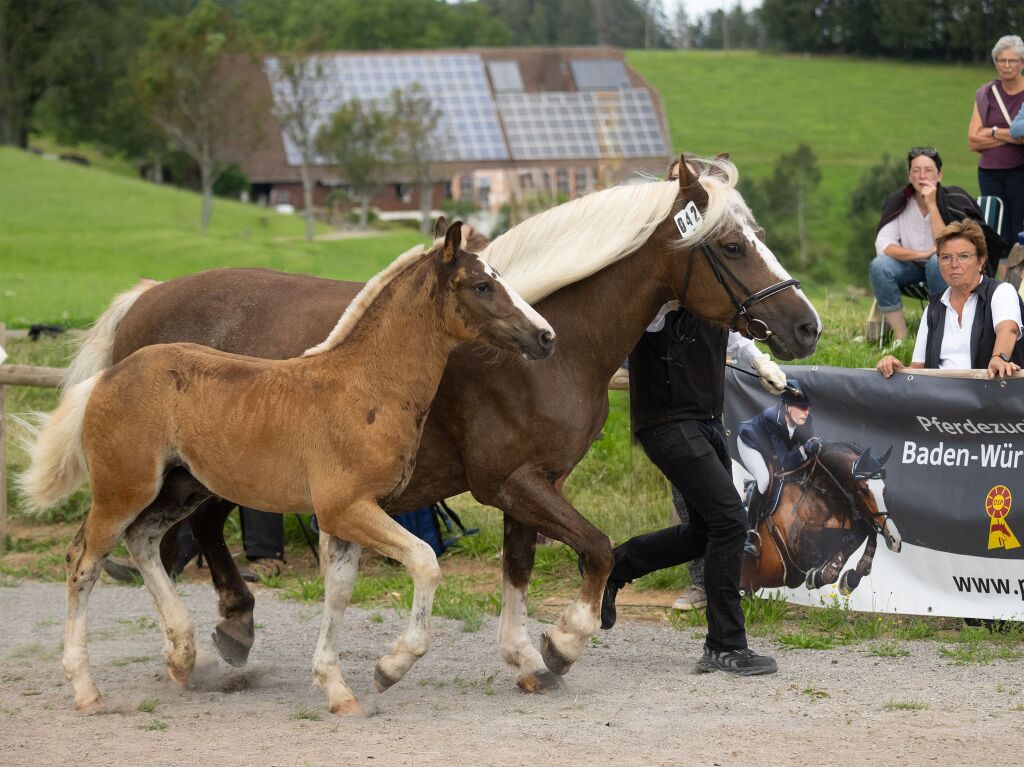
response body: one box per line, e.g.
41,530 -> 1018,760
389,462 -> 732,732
696,645 -> 777,676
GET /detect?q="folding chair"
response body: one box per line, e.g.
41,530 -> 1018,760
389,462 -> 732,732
976,195 -> 1004,238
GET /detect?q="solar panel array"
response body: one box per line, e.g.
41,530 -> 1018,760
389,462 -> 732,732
569,59 -> 631,90
266,53 -> 508,165
265,53 -> 667,165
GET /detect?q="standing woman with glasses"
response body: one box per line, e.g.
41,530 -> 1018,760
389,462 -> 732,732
968,35 -> 1024,259
877,220 -> 1022,379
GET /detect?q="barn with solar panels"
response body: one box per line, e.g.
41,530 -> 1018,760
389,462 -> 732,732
228,47 -> 670,223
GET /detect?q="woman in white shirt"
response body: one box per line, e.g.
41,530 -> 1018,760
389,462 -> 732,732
877,219 -> 1022,379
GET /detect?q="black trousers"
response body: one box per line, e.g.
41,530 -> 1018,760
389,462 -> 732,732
612,417 -> 747,652
239,507 -> 285,561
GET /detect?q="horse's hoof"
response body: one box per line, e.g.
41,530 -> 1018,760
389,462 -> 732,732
166,662 -> 191,688
839,571 -> 861,596
75,693 -> 103,714
540,633 -> 575,676
374,663 -> 400,692
329,697 -> 363,717
517,669 -> 565,694
212,627 -> 251,667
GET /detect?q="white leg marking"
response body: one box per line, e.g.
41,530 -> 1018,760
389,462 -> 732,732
125,523 -> 195,686
312,536 -> 362,716
498,575 -> 548,682
63,566 -> 103,710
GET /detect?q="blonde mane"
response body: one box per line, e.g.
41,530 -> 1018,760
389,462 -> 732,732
303,244 -> 428,356
481,156 -> 750,304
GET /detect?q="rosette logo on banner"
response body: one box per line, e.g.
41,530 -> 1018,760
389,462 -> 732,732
724,366 -> 1024,621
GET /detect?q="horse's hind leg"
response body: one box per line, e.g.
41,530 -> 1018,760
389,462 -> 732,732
311,535 -> 363,716
188,497 -> 256,666
63,517 -> 119,711
123,484 -> 206,687
500,516 -> 563,693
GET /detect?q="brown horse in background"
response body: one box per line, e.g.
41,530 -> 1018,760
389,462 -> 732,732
61,155 -> 821,695
740,443 -> 901,596
21,223 -> 555,714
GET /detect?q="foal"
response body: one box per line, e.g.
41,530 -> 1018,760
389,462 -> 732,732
20,222 -> 555,715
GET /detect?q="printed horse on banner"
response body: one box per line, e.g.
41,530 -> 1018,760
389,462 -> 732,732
740,442 -> 902,596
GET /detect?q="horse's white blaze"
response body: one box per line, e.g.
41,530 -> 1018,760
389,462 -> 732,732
491,268 -> 553,337
498,575 -> 547,676
868,477 -> 902,551
742,222 -> 822,335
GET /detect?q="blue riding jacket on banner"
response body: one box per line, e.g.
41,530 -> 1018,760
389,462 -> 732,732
737,404 -> 815,472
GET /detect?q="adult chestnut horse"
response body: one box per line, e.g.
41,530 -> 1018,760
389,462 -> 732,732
64,155 -> 820,695
740,442 -> 902,596
22,223 -> 555,714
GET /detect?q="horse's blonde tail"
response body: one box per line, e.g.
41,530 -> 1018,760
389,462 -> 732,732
63,279 -> 160,390
17,374 -> 100,514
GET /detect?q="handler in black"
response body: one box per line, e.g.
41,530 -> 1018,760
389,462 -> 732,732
602,304 -> 780,675
599,158 -> 783,674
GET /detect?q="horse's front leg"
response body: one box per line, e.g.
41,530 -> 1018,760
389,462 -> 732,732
499,515 -> 564,693
493,467 -> 612,680
188,497 -> 257,666
310,534 -> 363,716
316,498 -> 440,712
839,532 -> 878,596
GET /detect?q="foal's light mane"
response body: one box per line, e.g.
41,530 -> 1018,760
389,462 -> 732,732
303,244 -> 428,356
482,157 -> 751,305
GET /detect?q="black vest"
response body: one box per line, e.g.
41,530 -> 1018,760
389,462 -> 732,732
628,308 -> 728,433
924,277 -> 1024,369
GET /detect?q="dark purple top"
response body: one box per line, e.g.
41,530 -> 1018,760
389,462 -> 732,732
975,80 -> 1024,170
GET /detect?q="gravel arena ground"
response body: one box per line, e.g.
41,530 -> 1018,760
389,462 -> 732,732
1,580 -> 1021,767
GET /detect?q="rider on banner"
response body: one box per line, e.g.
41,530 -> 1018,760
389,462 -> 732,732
736,378 -> 819,558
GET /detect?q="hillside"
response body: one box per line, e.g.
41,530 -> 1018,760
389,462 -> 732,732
628,50 -> 993,270
0,148 -> 424,327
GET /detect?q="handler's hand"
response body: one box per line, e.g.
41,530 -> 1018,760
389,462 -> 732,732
988,356 -> 1020,379
876,355 -> 905,378
752,353 -> 787,394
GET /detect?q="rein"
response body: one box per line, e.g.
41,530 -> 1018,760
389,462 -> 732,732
779,453 -> 892,534
677,238 -> 800,342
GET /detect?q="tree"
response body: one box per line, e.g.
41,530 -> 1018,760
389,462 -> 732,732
315,98 -> 394,230
268,47 -> 328,240
770,143 -> 821,268
135,0 -> 259,231
389,84 -> 445,235
0,0 -> 73,146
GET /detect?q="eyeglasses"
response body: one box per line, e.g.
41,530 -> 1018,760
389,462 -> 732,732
938,252 -> 976,265
995,58 -> 1022,66
907,147 -> 941,170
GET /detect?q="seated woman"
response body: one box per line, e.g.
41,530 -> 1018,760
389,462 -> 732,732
735,378 -> 819,558
877,219 -> 1022,379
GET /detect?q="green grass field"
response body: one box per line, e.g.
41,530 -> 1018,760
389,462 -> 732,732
627,50 -> 993,264
0,147 -> 424,327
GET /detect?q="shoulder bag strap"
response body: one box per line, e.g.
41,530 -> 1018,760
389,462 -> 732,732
990,84 -> 1014,125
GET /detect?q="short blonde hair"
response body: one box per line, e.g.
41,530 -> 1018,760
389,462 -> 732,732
934,219 -> 987,263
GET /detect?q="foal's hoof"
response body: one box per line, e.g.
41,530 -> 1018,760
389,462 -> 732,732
212,627 -> 251,668
75,693 -> 103,714
516,669 -> 565,694
540,633 -> 576,676
166,662 -> 191,688
330,697 -> 363,717
374,663 -> 400,693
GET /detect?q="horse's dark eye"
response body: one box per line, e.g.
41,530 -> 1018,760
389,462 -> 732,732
723,243 -> 743,258
474,282 -> 491,294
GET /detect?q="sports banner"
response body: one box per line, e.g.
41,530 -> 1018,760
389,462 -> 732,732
723,366 -> 1024,620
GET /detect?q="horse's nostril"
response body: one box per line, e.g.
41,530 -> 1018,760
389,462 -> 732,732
538,330 -> 555,349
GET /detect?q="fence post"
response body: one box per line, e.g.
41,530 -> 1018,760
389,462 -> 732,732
1,321 -> 6,554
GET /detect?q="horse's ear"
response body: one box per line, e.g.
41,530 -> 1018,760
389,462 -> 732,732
443,220 -> 463,264
677,154 -> 709,209
876,446 -> 893,467
433,215 -> 448,240
714,152 -> 730,162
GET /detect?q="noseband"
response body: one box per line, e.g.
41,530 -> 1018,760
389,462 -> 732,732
678,240 -> 800,342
